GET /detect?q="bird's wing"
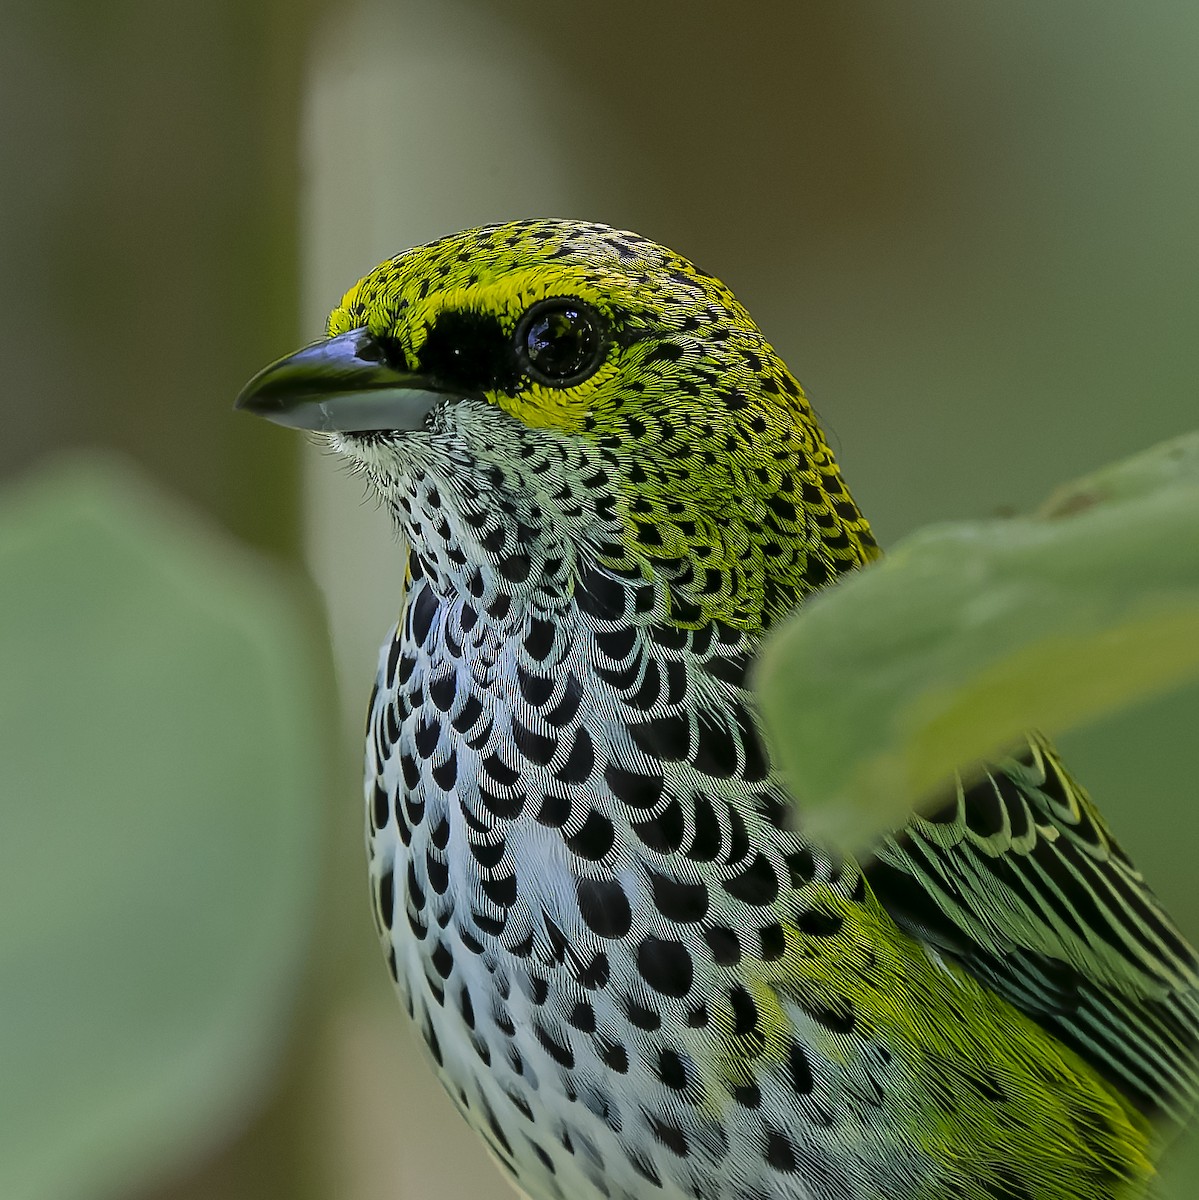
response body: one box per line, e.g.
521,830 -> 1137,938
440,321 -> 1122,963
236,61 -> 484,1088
864,733 -> 1199,1124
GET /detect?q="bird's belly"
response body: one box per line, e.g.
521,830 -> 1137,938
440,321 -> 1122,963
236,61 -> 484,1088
361,607 -> 1153,1200
372,823 -> 896,1200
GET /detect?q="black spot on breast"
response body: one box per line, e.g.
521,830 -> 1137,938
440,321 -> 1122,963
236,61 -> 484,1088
428,674 -> 458,713
795,910 -> 844,938
637,936 -> 694,997
498,553 -> 531,583
649,872 -> 709,923
414,716 -> 440,759
458,984 -> 475,1029
788,1042 -> 814,1094
565,809 -> 615,861
627,659 -> 662,710
802,997 -> 856,1037
431,750 -> 457,790
469,838 -> 506,870
632,799 -> 685,853
764,1129 -> 797,1172
535,791 -> 571,828
524,618 -> 557,663
426,852 -> 450,893
647,1114 -> 688,1157
555,726 -> 594,783
629,713 -> 691,761
785,846 -> 816,887
692,715 -> 739,779
657,1047 -> 689,1090
601,1041 -> 629,1072
626,999 -> 661,1031
605,764 -> 663,809
578,950 -> 610,989
513,718 -> 557,766
729,985 -> 759,1037
688,795 -> 722,861
451,693 -> 484,734
543,681 -> 582,727
703,926 -> 741,965
577,877 -> 632,938
534,1021 -> 574,1068
725,803 -> 750,864
482,752 -> 521,787
596,624 -> 638,660
407,585 -> 439,646
578,563 -> 628,619
526,1138 -> 556,1174
517,667 -> 555,707
723,853 -> 779,906
627,1149 -> 662,1187
420,1012 -> 443,1065
378,868 -> 394,929
431,940 -> 454,979
479,783 -> 525,820
481,873 -> 517,908
760,922 -> 786,960
372,781 -> 390,830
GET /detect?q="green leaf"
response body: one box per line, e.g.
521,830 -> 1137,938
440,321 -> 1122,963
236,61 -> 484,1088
1159,1124 -> 1199,1200
0,457 -> 331,1200
756,431 -> 1199,857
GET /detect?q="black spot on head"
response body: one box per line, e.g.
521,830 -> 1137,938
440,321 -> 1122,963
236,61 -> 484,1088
415,308 -> 522,394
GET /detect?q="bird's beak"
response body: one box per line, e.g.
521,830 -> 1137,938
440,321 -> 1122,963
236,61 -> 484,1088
235,327 -> 462,432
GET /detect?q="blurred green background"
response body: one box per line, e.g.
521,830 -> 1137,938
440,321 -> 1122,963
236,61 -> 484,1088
2,3 -> 1197,1198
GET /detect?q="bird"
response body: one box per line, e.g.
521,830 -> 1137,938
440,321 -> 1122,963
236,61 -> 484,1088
237,219 -> 1199,1200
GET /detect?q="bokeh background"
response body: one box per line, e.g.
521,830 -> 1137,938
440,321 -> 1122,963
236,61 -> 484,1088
3,3 -> 1198,1198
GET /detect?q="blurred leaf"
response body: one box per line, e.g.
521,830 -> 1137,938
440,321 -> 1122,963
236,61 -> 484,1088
0,456 -> 330,1200
756,431 -> 1199,856
1159,1123 -> 1199,1198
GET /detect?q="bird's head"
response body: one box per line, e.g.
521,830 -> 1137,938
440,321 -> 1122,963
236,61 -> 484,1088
238,219 -> 877,630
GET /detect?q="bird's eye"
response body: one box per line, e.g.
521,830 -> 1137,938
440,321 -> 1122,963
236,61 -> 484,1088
515,298 -> 605,388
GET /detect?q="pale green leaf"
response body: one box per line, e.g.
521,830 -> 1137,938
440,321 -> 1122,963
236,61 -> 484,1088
0,457 -> 331,1200
756,432 -> 1199,856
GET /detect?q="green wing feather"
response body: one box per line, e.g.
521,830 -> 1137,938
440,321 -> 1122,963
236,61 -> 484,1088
865,733 -> 1199,1125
